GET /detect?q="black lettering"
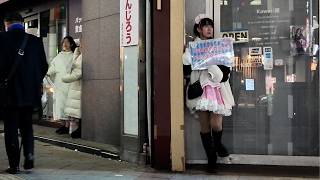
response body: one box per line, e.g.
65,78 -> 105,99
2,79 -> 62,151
240,32 -> 248,39
222,33 -> 228,38
235,33 -> 240,41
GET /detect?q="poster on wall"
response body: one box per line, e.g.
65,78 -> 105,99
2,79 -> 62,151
290,25 -> 309,55
120,0 -> 139,47
263,47 -> 273,70
249,47 -> 262,55
245,79 -> 255,91
189,38 -> 235,70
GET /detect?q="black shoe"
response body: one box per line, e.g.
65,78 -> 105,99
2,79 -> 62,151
24,154 -> 34,170
5,167 -> 19,174
55,126 -> 69,135
71,128 -> 81,139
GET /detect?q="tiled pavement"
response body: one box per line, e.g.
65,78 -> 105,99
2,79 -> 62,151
0,125 -> 319,180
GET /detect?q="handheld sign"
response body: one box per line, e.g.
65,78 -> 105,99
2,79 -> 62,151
189,38 -> 234,70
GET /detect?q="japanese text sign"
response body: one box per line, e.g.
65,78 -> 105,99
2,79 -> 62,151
189,38 -> 235,70
74,17 -> 82,34
120,0 -> 139,46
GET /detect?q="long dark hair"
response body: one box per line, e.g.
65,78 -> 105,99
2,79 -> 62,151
193,18 -> 214,37
62,36 -> 77,52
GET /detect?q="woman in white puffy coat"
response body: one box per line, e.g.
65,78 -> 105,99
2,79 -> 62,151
62,46 -> 82,138
47,36 -> 77,134
183,15 -> 235,172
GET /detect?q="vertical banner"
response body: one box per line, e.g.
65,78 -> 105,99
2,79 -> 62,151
68,0 -> 82,42
121,0 -> 140,135
263,47 -> 273,70
120,0 -> 139,46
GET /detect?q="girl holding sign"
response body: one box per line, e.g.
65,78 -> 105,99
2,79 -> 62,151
182,15 -> 235,172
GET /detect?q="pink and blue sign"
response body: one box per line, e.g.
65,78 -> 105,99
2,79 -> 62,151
189,38 -> 234,70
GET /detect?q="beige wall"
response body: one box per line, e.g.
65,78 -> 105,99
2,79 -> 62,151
81,0 -> 120,145
170,0 -> 185,172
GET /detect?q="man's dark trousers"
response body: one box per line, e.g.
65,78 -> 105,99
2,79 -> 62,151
3,107 -> 34,168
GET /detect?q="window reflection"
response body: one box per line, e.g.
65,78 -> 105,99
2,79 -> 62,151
221,0 -> 319,156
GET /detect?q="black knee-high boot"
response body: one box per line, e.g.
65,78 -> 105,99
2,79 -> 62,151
200,132 -> 217,170
212,130 -> 229,157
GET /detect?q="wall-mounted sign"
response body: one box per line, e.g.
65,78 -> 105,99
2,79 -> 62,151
74,17 -> 82,34
245,79 -> 255,91
274,59 -> 284,66
286,74 -> 296,83
263,47 -> 273,70
249,47 -> 262,55
69,0 -> 82,41
311,58 -> 318,71
120,0 -> 139,47
221,30 -> 249,43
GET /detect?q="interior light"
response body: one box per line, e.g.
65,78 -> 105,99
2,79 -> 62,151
251,37 -> 262,41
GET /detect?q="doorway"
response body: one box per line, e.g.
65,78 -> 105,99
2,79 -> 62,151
184,0 -> 319,165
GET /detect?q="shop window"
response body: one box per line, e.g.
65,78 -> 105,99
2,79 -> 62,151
35,3 -> 67,122
221,0 -> 319,156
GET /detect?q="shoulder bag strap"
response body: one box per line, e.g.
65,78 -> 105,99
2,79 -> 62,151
3,34 -> 29,85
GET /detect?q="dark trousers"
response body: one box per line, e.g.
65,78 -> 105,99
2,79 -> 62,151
3,107 -> 34,168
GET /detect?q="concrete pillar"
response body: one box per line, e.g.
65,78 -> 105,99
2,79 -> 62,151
81,0 -> 120,146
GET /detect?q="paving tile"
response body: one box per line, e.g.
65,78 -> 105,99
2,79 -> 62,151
204,175 -> 239,180
0,123 -> 318,180
238,176 -> 273,180
171,174 -> 205,180
272,178 -> 317,180
138,172 -> 175,179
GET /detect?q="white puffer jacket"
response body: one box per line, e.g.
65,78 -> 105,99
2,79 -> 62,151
62,49 -> 82,119
47,51 -> 73,120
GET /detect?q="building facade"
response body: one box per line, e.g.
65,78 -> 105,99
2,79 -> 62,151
0,0 -> 319,171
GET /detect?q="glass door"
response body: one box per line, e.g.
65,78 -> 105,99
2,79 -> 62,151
221,0 -> 319,156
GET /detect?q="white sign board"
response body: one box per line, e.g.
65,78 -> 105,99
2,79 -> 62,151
245,79 -> 255,91
189,38 -> 235,70
120,0 -> 139,47
123,46 -> 139,135
263,47 -> 273,70
249,47 -> 262,55
274,59 -> 284,66
221,30 -> 249,43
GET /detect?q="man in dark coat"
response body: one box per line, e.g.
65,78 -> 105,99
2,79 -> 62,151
0,12 -> 48,174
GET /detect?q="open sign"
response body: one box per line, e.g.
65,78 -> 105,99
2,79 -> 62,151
221,30 -> 249,43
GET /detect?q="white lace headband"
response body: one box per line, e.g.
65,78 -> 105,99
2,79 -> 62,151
194,14 -> 211,24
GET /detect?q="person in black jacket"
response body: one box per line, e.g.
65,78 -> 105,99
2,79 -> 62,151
0,12 -> 48,174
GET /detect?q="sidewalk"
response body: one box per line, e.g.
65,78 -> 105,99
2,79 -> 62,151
0,134 -> 319,180
0,122 -> 319,180
0,121 -> 120,159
